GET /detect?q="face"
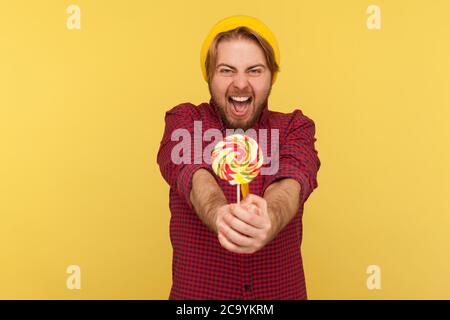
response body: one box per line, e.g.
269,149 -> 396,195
209,39 -> 272,130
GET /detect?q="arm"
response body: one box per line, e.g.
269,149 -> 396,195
190,169 -> 228,234
263,178 -> 301,241
156,104 -> 230,233
263,110 -> 321,209
157,104 -> 212,208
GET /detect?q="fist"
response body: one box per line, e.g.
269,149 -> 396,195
217,194 -> 273,254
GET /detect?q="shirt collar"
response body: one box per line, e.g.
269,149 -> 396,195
209,97 -> 269,130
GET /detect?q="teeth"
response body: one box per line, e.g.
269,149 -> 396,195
230,96 -> 250,102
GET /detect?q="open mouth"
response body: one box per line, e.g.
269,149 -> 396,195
228,96 -> 252,117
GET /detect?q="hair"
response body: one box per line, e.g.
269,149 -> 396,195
205,26 -> 280,84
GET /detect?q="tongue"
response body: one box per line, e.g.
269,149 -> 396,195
231,100 -> 250,115
234,100 -> 248,110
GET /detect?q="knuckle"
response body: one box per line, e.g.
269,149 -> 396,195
221,227 -> 228,237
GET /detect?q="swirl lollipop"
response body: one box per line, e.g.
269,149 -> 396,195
211,134 -> 264,203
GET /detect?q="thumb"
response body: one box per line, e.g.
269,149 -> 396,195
241,193 -> 253,205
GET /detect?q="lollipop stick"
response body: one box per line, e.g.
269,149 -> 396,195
237,184 -> 240,204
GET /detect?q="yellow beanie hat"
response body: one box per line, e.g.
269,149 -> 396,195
200,15 -> 280,84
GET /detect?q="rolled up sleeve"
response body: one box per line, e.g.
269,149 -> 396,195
157,103 -> 212,208
263,110 -> 321,208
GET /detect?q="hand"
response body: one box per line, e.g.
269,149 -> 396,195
217,194 -> 273,254
214,204 -> 233,235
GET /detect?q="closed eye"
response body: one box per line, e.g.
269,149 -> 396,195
249,69 -> 262,74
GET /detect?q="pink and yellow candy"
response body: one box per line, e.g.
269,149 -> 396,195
211,134 -> 264,201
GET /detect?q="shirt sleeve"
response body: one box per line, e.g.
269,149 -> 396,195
156,103 -> 213,209
262,110 -> 321,208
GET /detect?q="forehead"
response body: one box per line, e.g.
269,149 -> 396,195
216,39 -> 267,67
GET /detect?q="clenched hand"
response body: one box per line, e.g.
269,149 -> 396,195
216,194 -> 274,254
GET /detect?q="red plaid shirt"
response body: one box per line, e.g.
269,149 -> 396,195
157,98 -> 320,300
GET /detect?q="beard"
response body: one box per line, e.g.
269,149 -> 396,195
209,84 -> 271,130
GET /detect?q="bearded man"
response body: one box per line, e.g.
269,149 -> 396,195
157,15 -> 321,300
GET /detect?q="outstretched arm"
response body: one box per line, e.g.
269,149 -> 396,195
263,178 -> 301,241
190,169 -> 229,234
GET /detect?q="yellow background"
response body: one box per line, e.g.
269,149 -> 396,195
1,0 -> 449,299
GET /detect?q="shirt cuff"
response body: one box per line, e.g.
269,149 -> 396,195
262,162 -> 312,209
177,164 -> 213,209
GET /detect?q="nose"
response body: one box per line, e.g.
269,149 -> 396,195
232,73 -> 250,91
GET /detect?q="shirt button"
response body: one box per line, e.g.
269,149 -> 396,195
244,284 -> 252,292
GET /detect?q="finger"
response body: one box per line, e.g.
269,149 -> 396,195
242,194 -> 268,212
223,212 -> 259,238
218,232 -> 252,254
219,221 -> 253,247
241,203 -> 261,216
231,204 -> 265,229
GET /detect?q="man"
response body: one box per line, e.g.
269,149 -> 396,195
157,15 -> 321,299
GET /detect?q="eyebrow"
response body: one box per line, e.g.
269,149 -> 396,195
216,63 -> 267,70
